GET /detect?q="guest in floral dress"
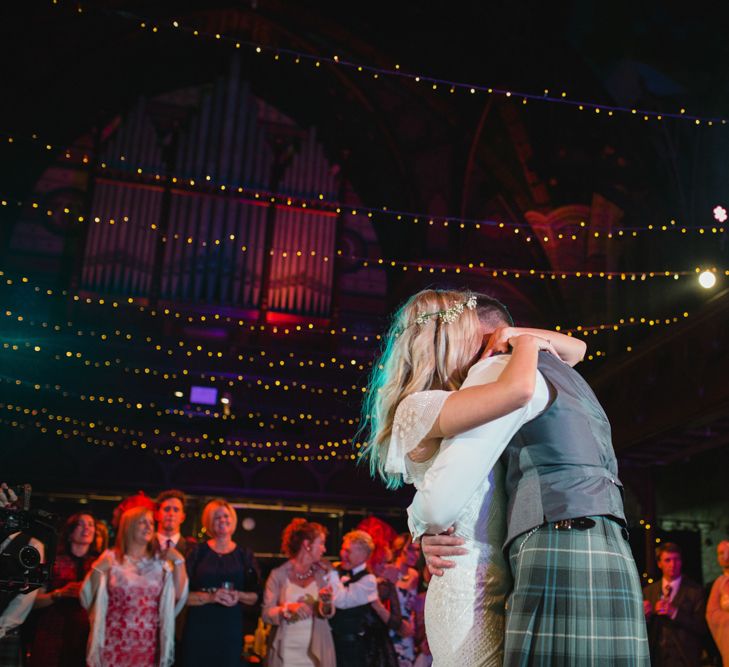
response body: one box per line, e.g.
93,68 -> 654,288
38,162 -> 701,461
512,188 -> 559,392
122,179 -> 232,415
80,505 -> 188,667
27,512 -> 97,667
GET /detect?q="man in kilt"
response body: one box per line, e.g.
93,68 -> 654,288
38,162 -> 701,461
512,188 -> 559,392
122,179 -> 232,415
420,321 -> 650,665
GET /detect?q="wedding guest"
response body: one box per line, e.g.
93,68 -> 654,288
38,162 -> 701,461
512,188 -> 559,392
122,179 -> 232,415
330,530 -> 399,667
262,518 -> 336,666
181,499 -> 260,667
643,542 -> 706,667
155,490 -> 197,557
28,513 -> 97,667
80,505 -> 188,667
707,540 -> 729,667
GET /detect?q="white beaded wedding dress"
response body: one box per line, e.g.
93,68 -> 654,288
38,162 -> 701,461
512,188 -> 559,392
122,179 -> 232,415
389,387 -> 512,667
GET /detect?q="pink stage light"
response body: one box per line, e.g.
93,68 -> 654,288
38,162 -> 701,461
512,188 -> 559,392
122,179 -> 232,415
713,205 -> 727,222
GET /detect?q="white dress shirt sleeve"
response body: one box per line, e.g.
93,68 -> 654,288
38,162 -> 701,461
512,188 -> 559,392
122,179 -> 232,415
407,355 -> 550,538
331,570 -> 379,609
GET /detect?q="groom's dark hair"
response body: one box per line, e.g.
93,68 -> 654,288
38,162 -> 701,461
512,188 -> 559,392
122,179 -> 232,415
473,293 -> 514,330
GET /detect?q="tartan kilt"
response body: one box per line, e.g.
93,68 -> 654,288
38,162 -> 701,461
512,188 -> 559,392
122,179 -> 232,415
504,516 -> 649,667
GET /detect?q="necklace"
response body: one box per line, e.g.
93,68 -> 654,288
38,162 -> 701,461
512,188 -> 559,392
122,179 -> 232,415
293,566 -> 315,581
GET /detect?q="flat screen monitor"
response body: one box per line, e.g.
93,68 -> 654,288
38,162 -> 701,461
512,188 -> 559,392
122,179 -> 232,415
190,386 -> 218,406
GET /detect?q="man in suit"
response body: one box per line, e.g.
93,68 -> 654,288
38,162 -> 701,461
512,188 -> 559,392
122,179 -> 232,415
155,489 -> 197,556
643,542 -> 706,667
155,488 -> 197,664
415,296 -> 649,665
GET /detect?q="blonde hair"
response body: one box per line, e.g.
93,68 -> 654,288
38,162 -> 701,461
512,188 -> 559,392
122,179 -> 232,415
343,530 -> 375,555
202,498 -> 238,536
360,289 -> 485,488
115,506 -> 155,558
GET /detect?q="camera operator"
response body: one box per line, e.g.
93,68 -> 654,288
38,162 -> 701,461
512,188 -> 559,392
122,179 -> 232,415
0,483 -> 46,666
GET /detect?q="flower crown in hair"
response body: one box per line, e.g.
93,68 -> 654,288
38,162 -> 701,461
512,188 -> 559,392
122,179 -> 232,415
411,294 -> 477,328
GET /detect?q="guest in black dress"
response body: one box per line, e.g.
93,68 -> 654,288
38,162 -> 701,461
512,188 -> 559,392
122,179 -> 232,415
181,498 -> 260,666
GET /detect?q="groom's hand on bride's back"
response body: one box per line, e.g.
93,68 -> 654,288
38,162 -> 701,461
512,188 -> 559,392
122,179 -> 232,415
421,527 -> 468,577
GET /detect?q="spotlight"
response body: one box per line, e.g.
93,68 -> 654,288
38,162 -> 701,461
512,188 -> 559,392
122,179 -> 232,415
220,392 -> 232,416
698,270 -> 717,289
174,390 -> 184,398
713,205 -> 728,223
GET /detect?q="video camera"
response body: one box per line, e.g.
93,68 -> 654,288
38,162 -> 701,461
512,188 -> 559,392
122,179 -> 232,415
0,484 -> 57,595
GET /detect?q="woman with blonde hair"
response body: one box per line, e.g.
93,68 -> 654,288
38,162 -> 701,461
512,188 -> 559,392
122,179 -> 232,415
362,288 -> 585,666
181,498 -> 260,666
262,518 -> 336,667
80,505 -> 188,667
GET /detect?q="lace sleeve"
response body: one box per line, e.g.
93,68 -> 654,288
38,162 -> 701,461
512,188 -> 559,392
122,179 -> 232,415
385,390 -> 450,485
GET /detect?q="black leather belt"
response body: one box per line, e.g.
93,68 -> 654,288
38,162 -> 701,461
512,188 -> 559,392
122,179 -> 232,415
551,517 -> 596,531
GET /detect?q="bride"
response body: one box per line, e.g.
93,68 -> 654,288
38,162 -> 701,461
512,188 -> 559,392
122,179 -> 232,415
362,289 -> 585,666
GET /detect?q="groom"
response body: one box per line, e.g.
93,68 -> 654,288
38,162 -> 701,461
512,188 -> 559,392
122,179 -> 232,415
416,296 -> 649,665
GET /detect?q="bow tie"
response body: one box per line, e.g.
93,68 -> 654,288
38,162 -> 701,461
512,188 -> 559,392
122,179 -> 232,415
339,568 -> 353,578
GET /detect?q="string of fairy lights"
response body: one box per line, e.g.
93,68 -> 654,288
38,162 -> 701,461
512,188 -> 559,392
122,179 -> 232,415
0,410 -> 357,463
0,376 -> 359,448
1,296 -> 690,375
0,268 -> 700,358
0,337 -> 368,400
3,139 -> 728,241
0,207 -> 718,279
93,6 -> 728,126
0,267 -> 701,346
0,270 -> 705,347
0,365 -> 359,432
1,306 -> 374,371
0,402 -> 364,463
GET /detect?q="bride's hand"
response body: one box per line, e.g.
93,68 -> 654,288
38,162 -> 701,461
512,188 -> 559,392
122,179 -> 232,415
484,328 -> 558,360
509,333 -> 558,357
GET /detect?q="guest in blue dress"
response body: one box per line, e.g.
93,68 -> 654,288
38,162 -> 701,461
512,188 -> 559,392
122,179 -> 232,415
181,499 -> 260,666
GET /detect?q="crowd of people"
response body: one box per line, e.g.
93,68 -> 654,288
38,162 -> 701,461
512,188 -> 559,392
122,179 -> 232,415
0,486 -> 438,667
2,480 -> 729,666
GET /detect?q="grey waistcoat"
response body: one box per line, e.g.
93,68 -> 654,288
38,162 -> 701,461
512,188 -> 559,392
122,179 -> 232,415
502,352 -> 626,548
